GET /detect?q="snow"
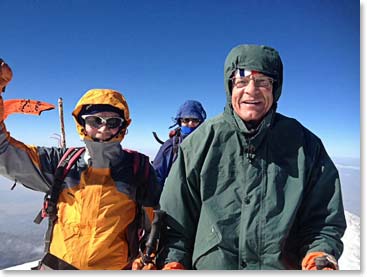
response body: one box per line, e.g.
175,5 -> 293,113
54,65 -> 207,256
2,260 -> 38,270
338,210 -> 360,270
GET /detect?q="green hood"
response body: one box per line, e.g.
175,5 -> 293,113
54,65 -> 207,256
224,44 -> 283,105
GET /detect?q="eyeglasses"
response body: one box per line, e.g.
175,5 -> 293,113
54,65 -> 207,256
81,115 -> 124,129
232,75 -> 274,89
181,118 -> 201,124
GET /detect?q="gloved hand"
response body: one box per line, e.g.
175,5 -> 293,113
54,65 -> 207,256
0,59 -> 13,92
302,252 -> 339,270
162,262 -> 186,270
131,253 -> 157,270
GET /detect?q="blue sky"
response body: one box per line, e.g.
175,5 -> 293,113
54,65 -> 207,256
0,0 -> 360,160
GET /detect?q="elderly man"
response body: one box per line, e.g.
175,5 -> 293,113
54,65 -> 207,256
156,44 -> 346,270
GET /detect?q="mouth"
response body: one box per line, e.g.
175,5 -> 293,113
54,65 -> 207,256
242,100 -> 262,105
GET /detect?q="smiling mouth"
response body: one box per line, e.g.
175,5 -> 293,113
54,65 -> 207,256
243,100 -> 261,105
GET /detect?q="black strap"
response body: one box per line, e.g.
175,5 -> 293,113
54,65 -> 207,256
32,252 -> 78,270
34,147 -> 85,255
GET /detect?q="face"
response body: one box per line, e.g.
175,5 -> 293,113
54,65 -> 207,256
84,111 -> 123,141
180,118 -> 201,128
231,72 -> 274,124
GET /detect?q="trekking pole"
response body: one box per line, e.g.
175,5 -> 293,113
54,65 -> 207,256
58,97 -> 66,148
142,210 -> 166,265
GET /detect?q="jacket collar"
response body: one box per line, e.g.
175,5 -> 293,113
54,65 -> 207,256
84,140 -> 123,168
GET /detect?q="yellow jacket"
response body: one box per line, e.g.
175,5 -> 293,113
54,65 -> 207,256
0,89 -> 161,269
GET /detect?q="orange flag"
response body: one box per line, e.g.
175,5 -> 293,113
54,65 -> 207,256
3,99 -> 55,120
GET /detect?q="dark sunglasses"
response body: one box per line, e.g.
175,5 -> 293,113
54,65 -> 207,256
81,115 -> 124,129
181,118 -> 201,124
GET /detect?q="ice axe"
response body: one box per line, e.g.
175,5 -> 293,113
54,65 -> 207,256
152,131 -> 165,145
2,99 -> 55,120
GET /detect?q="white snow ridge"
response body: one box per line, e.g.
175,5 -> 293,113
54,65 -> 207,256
338,210 -> 360,270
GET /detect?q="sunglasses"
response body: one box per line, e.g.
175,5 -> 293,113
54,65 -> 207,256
181,118 -> 201,124
231,76 -> 274,89
81,115 -> 124,129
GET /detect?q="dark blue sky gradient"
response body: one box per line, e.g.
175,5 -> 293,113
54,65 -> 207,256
0,0 -> 360,159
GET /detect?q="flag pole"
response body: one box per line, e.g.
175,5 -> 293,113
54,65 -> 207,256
58,97 -> 66,148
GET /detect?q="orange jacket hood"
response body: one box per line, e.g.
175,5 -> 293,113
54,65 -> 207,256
72,89 -> 132,142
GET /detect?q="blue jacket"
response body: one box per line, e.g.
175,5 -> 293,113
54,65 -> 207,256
153,131 -> 187,188
154,100 -> 207,188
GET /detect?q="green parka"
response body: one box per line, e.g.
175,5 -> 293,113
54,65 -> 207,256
157,45 -> 346,270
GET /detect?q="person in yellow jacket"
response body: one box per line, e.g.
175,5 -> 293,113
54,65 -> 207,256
0,60 -> 162,270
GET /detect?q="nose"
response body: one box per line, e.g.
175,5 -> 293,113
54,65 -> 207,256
244,79 -> 259,95
187,121 -> 197,127
98,123 -> 110,131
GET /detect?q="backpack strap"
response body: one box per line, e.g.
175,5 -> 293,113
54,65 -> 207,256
124,149 -> 152,265
171,127 -> 181,163
124,149 -> 150,190
33,147 -> 85,256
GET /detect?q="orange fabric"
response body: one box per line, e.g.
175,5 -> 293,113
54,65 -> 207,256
302,252 -> 336,270
0,97 -> 42,167
162,262 -> 186,270
49,167 -> 137,270
3,99 -> 55,120
72,89 -> 132,142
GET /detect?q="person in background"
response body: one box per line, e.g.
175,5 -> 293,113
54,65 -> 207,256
152,100 -> 206,188
0,60 -> 162,270
156,44 -> 346,270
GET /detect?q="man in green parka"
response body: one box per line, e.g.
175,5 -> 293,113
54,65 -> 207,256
156,44 -> 346,270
